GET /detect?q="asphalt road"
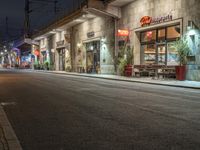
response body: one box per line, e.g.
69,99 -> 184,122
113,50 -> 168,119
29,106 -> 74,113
0,70 -> 200,150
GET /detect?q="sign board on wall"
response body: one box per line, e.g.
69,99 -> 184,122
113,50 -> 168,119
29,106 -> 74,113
87,31 -> 95,38
140,14 -> 173,27
34,50 -> 40,56
117,30 -> 129,36
56,40 -> 65,48
40,47 -> 46,52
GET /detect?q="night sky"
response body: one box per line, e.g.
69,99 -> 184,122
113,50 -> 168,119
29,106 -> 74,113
0,0 -> 85,41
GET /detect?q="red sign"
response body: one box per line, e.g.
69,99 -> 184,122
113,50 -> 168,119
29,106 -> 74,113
140,16 -> 152,27
117,29 -> 129,36
34,50 -> 40,56
140,15 -> 173,26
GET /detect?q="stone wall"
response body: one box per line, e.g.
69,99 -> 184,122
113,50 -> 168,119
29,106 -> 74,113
186,29 -> 200,81
72,16 -> 115,74
118,0 -> 200,80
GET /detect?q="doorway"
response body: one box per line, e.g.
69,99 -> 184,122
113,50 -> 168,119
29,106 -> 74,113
58,48 -> 65,71
86,41 -> 100,73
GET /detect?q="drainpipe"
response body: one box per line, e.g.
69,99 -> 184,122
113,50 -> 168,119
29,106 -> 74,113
114,18 -> 118,74
70,27 -> 75,72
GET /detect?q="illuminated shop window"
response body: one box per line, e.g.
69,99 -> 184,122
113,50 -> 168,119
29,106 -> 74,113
141,30 -> 156,43
158,28 -> 166,42
157,44 -> 166,65
140,24 -> 180,65
167,25 -> 180,39
142,44 -> 156,64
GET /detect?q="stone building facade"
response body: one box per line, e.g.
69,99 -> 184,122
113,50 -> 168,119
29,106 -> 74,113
107,0 -> 200,80
71,15 -> 115,74
32,0 -> 200,80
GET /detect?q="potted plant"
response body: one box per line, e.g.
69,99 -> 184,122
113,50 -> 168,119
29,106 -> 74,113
125,45 -> 134,77
44,61 -> 50,70
117,39 -> 133,76
173,37 -> 191,80
118,57 -> 127,76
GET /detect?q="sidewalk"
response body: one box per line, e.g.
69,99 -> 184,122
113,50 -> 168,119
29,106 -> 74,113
0,127 -> 8,150
0,105 -> 22,150
33,70 -> 200,89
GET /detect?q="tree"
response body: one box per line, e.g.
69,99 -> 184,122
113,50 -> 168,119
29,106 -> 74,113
173,37 -> 191,66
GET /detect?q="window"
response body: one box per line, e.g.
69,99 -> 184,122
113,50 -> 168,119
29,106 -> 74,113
141,30 -> 156,43
158,28 -> 166,42
167,25 -> 180,39
142,44 -> 156,64
167,42 -> 179,65
157,45 -> 166,65
140,24 -> 181,65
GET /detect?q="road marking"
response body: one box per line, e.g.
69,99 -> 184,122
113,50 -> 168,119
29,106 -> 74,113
0,102 -> 17,106
0,105 -> 22,150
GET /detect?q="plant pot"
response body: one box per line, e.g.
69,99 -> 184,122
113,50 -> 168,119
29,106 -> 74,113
124,64 -> 133,77
175,65 -> 186,81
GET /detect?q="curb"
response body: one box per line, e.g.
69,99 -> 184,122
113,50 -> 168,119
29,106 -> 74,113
0,126 -> 9,150
28,70 -> 200,90
0,105 -> 22,150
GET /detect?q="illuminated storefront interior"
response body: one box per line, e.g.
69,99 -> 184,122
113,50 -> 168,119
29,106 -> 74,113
140,24 -> 181,65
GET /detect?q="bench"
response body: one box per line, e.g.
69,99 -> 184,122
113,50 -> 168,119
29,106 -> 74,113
157,66 -> 176,79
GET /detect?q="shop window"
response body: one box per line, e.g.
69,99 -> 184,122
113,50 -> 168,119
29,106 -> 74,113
167,42 -> 179,65
157,44 -> 166,65
141,30 -> 156,43
167,25 -> 180,39
140,24 -> 181,65
142,44 -> 156,64
158,28 -> 166,42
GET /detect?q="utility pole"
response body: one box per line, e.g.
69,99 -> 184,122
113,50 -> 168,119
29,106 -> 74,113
24,0 -> 58,38
6,17 -> 9,39
54,0 -> 58,14
24,0 -> 30,38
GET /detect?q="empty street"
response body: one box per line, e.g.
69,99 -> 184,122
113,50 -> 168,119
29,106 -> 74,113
0,70 -> 200,150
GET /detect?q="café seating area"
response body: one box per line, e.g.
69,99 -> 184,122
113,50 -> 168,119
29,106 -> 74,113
131,65 -> 176,79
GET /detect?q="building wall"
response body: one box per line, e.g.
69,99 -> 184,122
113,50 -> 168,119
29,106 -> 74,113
119,0 -> 200,63
72,16 -> 115,74
118,0 -> 200,80
54,30 -> 72,71
65,29 -> 72,71
186,29 -> 200,81
120,0 -> 200,31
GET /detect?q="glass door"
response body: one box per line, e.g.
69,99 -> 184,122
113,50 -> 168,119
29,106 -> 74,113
86,41 -> 100,73
157,44 -> 166,65
59,49 -> 65,71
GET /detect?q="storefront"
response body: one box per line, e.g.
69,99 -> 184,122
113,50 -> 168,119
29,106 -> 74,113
112,0 -> 200,80
56,40 -> 66,71
40,47 -> 50,65
72,15 -> 115,74
11,48 -> 20,66
85,40 -> 100,73
32,45 -> 40,65
139,23 -> 181,66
